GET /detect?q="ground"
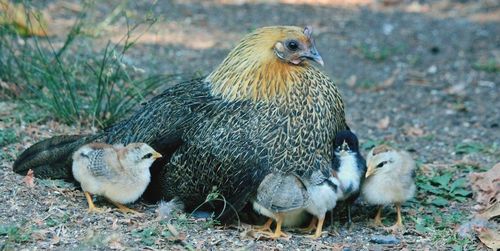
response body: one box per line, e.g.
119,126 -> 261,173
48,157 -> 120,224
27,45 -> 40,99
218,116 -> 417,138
0,0 -> 499,250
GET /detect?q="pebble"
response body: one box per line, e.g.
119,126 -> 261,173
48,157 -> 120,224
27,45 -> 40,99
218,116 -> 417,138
369,235 -> 401,245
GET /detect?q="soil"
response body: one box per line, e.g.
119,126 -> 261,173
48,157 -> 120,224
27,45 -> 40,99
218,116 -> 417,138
1,0 -> 499,250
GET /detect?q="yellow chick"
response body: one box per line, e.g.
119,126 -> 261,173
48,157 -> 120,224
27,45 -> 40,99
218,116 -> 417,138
72,143 -> 162,213
361,145 -> 416,231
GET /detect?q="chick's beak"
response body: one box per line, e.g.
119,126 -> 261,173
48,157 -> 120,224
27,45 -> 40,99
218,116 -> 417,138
365,165 -> 376,178
302,46 -> 324,66
152,151 -> 162,159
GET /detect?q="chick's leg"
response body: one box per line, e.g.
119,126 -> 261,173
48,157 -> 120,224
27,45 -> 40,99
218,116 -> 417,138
253,218 -> 273,233
299,217 -> 317,233
384,203 -> 403,232
271,213 -> 289,239
373,206 -> 384,226
109,200 -> 139,214
346,203 -> 353,229
395,203 -> 403,227
84,192 -> 102,213
307,216 -> 325,239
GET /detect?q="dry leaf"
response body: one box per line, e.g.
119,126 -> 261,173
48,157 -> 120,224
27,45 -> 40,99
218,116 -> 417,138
23,169 -> 35,188
475,226 -> 500,250
470,163 -> 500,214
166,223 -> 186,241
377,116 -> 390,130
405,126 -> 425,137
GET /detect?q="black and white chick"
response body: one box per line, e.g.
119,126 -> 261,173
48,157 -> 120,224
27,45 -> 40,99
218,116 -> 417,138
332,130 -> 367,226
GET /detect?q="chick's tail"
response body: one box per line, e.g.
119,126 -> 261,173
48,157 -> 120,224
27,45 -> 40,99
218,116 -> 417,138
13,134 -> 101,180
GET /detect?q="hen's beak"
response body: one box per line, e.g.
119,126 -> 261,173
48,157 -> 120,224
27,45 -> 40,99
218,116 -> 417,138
152,151 -> 163,159
301,46 -> 324,66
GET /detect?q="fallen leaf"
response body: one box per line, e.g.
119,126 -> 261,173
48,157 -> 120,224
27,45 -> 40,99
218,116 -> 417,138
377,116 -> 390,130
166,223 -> 186,241
475,226 -> 500,250
469,163 -> 500,214
23,169 -> 35,188
405,126 -> 425,137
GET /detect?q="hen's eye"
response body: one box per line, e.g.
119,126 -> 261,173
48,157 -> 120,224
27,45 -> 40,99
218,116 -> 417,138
142,153 -> 153,159
286,40 -> 299,51
376,161 -> 388,168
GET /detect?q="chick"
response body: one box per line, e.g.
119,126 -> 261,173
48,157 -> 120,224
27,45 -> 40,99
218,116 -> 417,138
301,170 -> 342,239
332,130 -> 367,226
361,145 -> 416,231
72,143 -> 162,213
252,174 -> 308,239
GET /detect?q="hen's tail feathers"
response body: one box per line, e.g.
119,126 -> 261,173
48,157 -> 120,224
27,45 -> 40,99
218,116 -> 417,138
13,134 -> 100,180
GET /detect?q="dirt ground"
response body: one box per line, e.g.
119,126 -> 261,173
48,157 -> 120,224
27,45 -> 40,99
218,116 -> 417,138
1,0 -> 499,250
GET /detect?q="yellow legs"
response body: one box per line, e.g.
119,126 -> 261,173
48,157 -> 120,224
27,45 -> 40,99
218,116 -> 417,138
84,191 -> 103,213
253,214 -> 289,239
83,191 -> 138,214
384,203 -> 403,232
108,200 -> 140,214
300,217 -> 317,233
373,204 -> 404,232
301,216 -> 326,239
254,218 -> 273,233
373,206 -> 383,226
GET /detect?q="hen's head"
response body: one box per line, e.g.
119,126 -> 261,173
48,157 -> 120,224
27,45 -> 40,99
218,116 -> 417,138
267,26 -> 324,66
208,26 -> 325,101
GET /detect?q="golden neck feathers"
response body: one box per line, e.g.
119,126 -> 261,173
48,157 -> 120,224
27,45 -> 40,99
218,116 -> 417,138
207,26 -> 316,102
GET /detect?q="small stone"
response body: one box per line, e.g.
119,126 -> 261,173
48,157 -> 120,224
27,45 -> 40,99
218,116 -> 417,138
427,65 -> 437,74
369,235 -> 401,245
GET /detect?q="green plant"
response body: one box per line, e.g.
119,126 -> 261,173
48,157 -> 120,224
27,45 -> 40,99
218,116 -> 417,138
0,224 -> 32,243
356,44 -> 392,62
473,59 -> 500,73
455,142 -> 499,158
417,171 -> 472,207
0,2 -> 174,128
0,128 -> 17,147
132,227 -> 158,246
360,139 -> 388,151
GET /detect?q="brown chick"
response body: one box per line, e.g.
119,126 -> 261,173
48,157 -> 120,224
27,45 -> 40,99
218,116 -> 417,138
361,145 -> 416,231
72,143 -> 162,213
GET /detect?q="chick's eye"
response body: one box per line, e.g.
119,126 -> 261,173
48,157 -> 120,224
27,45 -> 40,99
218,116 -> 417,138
286,40 -> 299,51
142,153 -> 153,159
376,161 -> 387,168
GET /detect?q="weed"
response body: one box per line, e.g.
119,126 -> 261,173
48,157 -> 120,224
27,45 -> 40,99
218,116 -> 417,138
455,142 -> 499,157
132,227 -> 158,246
0,128 -> 17,147
356,44 -> 392,62
0,224 -> 32,243
473,59 -> 500,73
360,138 -> 389,151
417,171 -> 472,207
0,2 -> 174,128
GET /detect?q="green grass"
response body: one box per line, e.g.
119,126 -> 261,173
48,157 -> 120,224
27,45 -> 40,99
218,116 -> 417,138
409,162 -> 480,249
0,2 -> 174,128
0,224 -> 33,244
0,128 -> 17,147
455,142 -> 500,159
356,44 -> 392,62
473,59 -> 500,73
